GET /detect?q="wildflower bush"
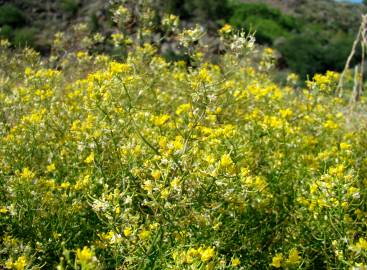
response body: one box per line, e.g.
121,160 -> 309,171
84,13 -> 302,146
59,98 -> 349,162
1,4 -> 367,270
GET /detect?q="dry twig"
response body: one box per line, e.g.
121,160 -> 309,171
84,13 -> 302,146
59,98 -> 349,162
337,14 -> 367,100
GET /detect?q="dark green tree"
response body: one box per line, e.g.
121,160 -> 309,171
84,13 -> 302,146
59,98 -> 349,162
157,0 -> 230,21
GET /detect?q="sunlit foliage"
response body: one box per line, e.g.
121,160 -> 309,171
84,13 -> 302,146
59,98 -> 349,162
0,3 -> 367,270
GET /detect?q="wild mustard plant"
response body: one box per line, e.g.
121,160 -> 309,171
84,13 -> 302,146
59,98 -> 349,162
0,2 -> 367,270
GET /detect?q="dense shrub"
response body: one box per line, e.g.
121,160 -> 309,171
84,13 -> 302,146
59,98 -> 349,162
183,0 -> 231,21
276,28 -> 357,79
228,2 -> 357,78
0,10 -> 367,269
229,3 -> 300,34
60,0 -> 80,15
0,0 -> 359,81
12,27 -> 38,48
275,34 -> 325,78
234,16 -> 288,44
157,0 -> 231,21
323,33 -> 357,71
0,25 -> 12,40
0,4 -> 26,27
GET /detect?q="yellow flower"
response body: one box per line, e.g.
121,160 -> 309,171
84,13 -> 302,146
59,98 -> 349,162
77,51 -> 88,59
110,62 -> 131,74
197,68 -> 212,83
271,253 -> 283,268
264,116 -> 283,129
200,246 -> 215,262
158,136 -> 167,149
76,246 -> 94,262
170,178 -> 180,189
308,71 -> 339,93
123,227 -> 132,237
84,152 -> 95,164
185,253 -> 194,264
215,107 -> 222,113
264,47 -> 274,55
162,14 -> 179,29
160,188 -> 170,199
219,24 -> 232,35
220,153 -> 233,168
20,167 -> 35,179
5,259 -> 13,269
231,257 -> 240,267
287,248 -> 301,265
14,256 -> 27,270
153,114 -> 170,126
340,142 -> 351,150
176,103 -> 191,115
47,163 -> 56,172
139,229 -> 151,240
205,154 -> 215,164
111,33 -> 125,46
60,182 -> 71,189
151,170 -> 161,180
187,248 -> 198,257
142,180 -> 153,193
25,67 -> 32,76
279,108 -> 293,118
357,238 -> 367,250
172,136 -> 184,151
323,120 -> 338,129
287,73 -> 299,84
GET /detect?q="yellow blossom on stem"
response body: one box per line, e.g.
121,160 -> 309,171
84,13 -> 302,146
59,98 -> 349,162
76,246 -> 94,263
200,246 -> 215,262
151,170 -> 161,180
20,167 -> 35,180
123,227 -> 132,237
231,257 -> 240,267
220,153 -> 233,168
47,163 -> 56,172
219,24 -> 233,35
139,229 -> 151,240
271,253 -> 283,268
287,248 -> 301,265
84,152 -> 95,164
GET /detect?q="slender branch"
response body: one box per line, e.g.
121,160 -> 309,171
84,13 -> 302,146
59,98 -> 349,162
337,14 -> 366,97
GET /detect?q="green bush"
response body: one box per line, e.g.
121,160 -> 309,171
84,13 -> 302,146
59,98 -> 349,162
0,4 -> 26,27
276,34 -> 324,78
0,25 -> 12,40
238,16 -> 288,44
12,27 -> 38,47
228,3 -> 356,78
323,33 -> 356,71
229,3 -> 300,44
60,0 -> 80,15
230,3 -> 281,20
276,27 -> 356,79
229,3 -> 299,32
184,0 -> 231,20
157,0 -> 231,21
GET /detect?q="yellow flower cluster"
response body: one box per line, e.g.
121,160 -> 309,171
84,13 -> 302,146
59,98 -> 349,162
307,71 -> 340,93
0,5 -> 366,269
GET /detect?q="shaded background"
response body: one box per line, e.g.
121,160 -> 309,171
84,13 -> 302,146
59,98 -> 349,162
0,0 -> 365,79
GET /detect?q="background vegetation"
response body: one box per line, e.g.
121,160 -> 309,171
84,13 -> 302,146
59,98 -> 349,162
0,0 -> 364,78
